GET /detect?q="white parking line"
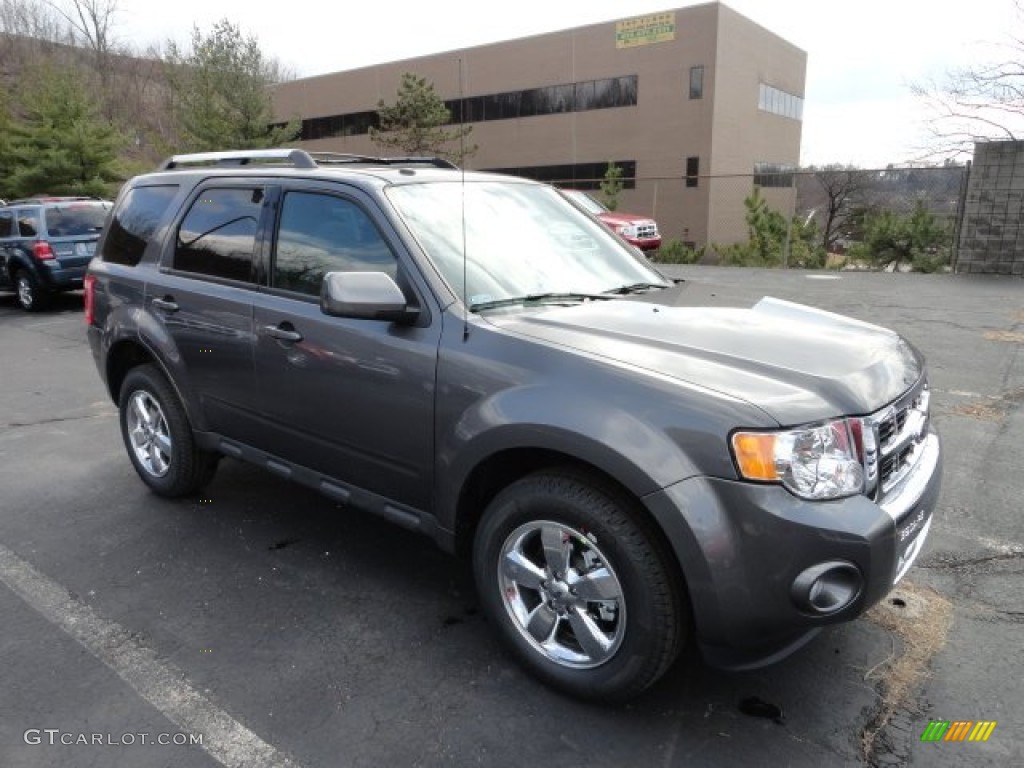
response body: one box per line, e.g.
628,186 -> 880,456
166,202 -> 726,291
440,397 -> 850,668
0,544 -> 300,768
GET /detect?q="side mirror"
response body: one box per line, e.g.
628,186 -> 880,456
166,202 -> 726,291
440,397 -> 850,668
320,271 -> 419,323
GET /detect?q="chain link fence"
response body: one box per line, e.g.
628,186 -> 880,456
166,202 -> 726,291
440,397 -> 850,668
549,166 -> 970,269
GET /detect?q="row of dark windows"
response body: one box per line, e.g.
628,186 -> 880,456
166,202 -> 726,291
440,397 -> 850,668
298,75 -> 639,142
445,76 -> 638,124
485,161 -> 637,192
754,162 -> 797,188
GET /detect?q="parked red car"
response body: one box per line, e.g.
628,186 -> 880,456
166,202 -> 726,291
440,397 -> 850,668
562,189 -> 662,252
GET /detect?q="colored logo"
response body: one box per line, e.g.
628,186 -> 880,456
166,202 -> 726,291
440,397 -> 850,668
921,721 -> 997,742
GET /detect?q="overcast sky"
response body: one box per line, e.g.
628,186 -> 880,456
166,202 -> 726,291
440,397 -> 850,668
108,0 -> 1018,168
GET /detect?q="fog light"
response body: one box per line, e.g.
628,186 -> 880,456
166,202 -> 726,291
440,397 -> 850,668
791,561 -> 862,615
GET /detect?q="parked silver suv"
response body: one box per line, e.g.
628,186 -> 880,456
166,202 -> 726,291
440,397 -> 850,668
85,149 -> 941,701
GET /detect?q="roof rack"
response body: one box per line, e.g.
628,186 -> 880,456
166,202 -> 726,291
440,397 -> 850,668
4,195 -> 104,205
305,152 -> 458,170
157,149 -> 458,172
158,149 -> 318,170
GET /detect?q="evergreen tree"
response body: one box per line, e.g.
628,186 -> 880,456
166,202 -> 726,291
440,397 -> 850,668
370,73 -> 476,163
165,19 -> 298,151
600,162 -> 624,211
4,64 -> 122,197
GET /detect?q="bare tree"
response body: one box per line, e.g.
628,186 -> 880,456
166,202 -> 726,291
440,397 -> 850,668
812,166 -> 868,252
44,0 -> 118,76
913,0 -> 1024,159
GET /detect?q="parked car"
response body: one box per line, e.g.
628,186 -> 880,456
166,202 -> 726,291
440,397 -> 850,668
85,149 -> 941,701
561,188 -> 662,252
0,196 -> 112,311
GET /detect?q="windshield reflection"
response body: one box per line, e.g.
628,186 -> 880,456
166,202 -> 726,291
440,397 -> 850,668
387,181 -> 666,308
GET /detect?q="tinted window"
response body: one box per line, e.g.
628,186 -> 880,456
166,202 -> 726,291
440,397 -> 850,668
44,202 -> 111,237
689,66 -> 704,99
273,192 -> 397,296
686,156 -> 700,188
17,210 -> 40,237
104,186 -> 178,266
174,188 -> 263,282
0,211 -> 13,238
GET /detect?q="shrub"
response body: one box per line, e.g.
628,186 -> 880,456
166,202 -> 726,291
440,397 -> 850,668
655,239 -> 703,264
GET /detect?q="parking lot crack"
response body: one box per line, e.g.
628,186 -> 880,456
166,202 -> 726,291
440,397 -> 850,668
1,412 -> 112,431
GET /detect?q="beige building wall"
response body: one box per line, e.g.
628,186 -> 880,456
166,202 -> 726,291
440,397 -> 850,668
271,3 -> 805,247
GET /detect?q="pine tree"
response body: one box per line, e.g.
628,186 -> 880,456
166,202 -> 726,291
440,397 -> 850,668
165,19 -> 298,151
5,64 -> 123,198
370,73 -> 476,163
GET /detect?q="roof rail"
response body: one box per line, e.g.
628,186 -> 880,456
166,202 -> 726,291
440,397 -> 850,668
4,195 -> 103,205
158,149 -> 318,171
156,149 -> 459,172
305,152 -> 458,170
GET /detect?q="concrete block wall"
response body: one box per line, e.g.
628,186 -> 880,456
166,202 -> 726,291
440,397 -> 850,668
957,140 -> 1024,275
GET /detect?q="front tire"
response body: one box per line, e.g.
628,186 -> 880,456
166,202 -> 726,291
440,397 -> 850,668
473,469 -> 686,701
118,364 -> 218,497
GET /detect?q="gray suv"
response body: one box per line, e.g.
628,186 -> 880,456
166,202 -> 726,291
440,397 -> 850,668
85,149 -> 942,701
0,196 -> 112,310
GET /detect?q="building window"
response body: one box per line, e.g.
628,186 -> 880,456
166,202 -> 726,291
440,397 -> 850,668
294,75 -> 640,141
758,83 -> 803,121
485,160 -> 637,191
686,156 -> 699,188
689,66 -> 704,99
754,162 -> 796,188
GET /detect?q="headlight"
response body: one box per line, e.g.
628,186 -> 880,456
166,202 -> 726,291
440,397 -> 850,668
731,419 -> 865,500
616,225 -> 639,238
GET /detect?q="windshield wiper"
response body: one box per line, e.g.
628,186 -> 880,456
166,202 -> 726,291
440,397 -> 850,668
470,292 -> 616,313
603,282 -> 670,295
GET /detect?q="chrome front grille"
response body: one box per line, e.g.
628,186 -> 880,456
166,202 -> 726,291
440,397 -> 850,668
864,382 -> 931,502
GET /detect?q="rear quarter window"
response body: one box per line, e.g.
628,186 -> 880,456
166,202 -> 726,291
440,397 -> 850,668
103,186 -> 179,266
17,210 -> 40,237
0,211 -> 13,238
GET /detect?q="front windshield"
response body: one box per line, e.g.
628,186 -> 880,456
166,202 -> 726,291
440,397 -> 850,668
387,181 -> 666,308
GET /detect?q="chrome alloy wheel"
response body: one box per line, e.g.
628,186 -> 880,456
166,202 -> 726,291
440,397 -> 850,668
15,273 -> 34,309
498,521 -> 626,669
127,391 -> 172,477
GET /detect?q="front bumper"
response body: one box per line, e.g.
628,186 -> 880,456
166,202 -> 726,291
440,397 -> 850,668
643,429 -> 942,669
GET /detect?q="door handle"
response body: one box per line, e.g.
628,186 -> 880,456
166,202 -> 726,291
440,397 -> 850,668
152,296 -> 179,312
263,324 -> 303,343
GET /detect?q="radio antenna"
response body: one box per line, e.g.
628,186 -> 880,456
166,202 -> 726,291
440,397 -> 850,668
458,57 -> 469,341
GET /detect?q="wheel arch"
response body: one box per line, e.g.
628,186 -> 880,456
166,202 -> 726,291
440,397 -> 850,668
104,338 -> 205,433
452,448 -> 689,606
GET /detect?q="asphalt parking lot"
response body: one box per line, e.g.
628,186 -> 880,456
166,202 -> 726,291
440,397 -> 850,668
1,267 -> 1021,767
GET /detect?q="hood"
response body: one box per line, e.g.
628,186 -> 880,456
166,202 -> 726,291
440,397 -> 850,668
485,294 -> 923,425
598,211 -> 656,227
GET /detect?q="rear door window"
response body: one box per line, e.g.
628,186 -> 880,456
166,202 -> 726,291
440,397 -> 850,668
173,187 -> 264,283
104,186 -> 179,266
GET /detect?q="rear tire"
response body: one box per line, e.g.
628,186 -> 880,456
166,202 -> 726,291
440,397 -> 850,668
15,269 -> 47,312
473,469 -> 685,701
118,364 -> 219,497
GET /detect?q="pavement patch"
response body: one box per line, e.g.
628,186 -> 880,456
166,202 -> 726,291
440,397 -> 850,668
860,580 -> 954,765
983,330 -> 1024,343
